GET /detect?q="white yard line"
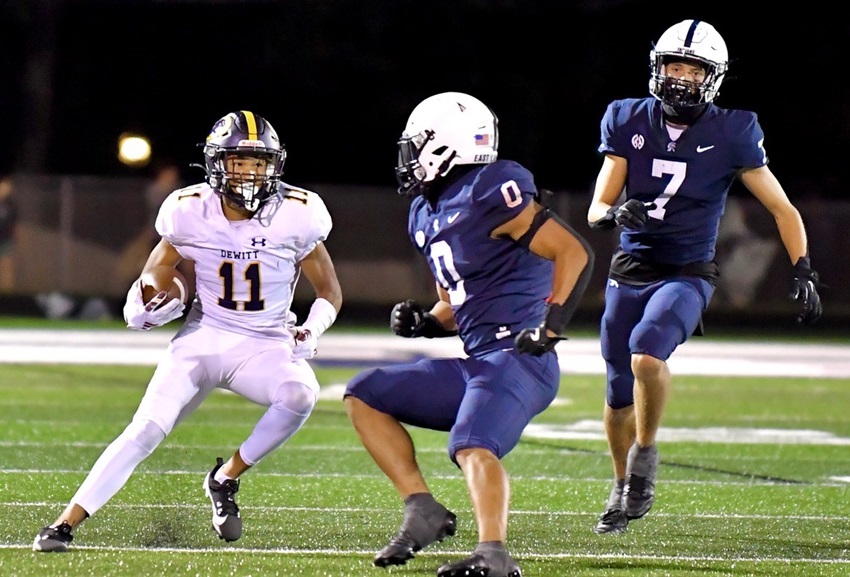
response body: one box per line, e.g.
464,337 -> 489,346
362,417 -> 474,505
1,542 -> 848,564
0,329 -> 848,377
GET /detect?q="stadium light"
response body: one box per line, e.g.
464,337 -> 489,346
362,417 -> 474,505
118,132 -> 152,167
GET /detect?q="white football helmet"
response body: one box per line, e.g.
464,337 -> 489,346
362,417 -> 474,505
649,20 -> 728,115
395,92 -> 498,196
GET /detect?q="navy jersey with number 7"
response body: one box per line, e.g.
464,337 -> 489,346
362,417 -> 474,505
600,97 -> 767,266
408,160 -> 553,356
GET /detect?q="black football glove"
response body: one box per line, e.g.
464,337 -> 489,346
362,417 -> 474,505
515,327 -> 566,357
789,257 -> 823,326
390,300 -> 457,338
390,300 -> 425,337
614,200 -> 657,230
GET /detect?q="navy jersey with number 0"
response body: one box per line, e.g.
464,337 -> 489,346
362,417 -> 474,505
408,160 -> 553,356
600,97 -> 767,265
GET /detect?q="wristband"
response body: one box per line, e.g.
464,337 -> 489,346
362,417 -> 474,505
589,209 -> 616,230
416,313 -> 458,339
301,298 -> 337,338
543,302 -> 571,335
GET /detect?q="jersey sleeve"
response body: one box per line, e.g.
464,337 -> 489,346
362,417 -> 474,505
598,100 -> 624,155
293,191 -> 332,261
729,111 -> 768,169
472,161 -> 537,232
155,187 -> 201,247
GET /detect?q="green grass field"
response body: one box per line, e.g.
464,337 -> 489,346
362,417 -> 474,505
3,358 -> 850,576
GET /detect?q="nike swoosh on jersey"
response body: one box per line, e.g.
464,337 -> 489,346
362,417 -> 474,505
696,145 -> 715,153
447,212 -> 461,223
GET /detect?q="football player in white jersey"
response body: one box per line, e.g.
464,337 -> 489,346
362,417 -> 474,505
33,110 -> 343,552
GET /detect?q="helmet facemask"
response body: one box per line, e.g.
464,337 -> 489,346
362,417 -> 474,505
396,130 -> 459,198
651,55 -> 725,107
205,148 -> 284,212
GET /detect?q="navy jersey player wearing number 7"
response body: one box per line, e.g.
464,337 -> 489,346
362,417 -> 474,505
33,110 -> 342,552
344,92 -> 593,577
587,20 -> 823,535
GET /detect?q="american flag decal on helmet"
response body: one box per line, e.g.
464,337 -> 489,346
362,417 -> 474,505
475,134 -> 489,146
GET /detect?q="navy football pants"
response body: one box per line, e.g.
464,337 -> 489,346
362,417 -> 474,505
345,347 -> 559,463
600,277 -> 714,409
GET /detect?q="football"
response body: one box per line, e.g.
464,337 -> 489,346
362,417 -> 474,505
139,265 -> 189,308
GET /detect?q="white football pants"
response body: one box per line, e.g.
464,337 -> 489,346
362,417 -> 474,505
71,320 -> 318,515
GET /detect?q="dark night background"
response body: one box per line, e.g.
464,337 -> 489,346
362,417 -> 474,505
2,0 -> 848,200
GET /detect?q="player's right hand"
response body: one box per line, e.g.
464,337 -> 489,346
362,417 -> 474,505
615,199 -> 656,230
123,280 -> 185,331
390,299 -> 425,337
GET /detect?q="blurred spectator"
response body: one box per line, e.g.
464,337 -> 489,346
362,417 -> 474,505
714,195 -> 780,309
115,161 -> 195,295
145,161 -> 183,244
0,176 -> 19,292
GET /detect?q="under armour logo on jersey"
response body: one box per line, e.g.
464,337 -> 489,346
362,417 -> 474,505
251,237 -> 267,247
609,279 -> 620,288
631,134 -> 645,150
667,141 -> 677,152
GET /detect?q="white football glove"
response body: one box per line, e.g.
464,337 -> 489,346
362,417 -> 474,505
290,327 -> 318,360
123,280 -> 185,331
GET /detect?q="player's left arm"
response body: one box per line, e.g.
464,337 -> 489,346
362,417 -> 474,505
492,198 -> 595,341
290,242 -> 343,359
739,166 -> 808,261
299,241 -> 343,317
740,165 -> 822,324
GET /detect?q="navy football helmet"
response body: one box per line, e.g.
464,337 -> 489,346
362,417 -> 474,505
200,111 -> 286,212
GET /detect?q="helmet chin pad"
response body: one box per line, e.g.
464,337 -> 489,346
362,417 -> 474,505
661,102 -> 708,125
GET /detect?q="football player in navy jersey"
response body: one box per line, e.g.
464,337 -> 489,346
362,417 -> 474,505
587,19 -> 823,535
344,92 -> 593,577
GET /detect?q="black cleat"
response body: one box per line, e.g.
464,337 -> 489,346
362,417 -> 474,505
594,506 -> 628,534
594,479 -> 628,534
624,443 -> 658,520
374,494 -> 457,567
437,542 -> 522,577
204,457 -> 242,542
32,522 -> 74,553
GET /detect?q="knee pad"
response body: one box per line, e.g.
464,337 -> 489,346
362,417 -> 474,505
271,381 -> 317,417
126,419 -> 167,454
